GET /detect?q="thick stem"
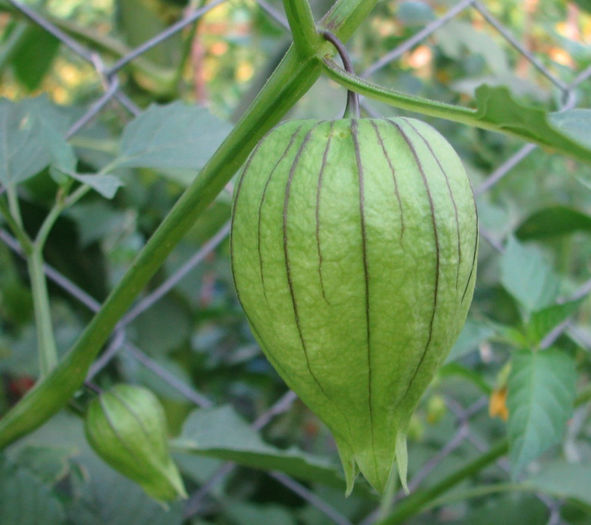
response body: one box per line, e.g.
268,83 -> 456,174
282,0 -> 321,58
0,0 -> 381,449
28,247 -> 58,376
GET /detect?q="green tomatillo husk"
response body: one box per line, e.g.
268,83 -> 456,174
230,117 -> 478,494
84,384 -> 187,503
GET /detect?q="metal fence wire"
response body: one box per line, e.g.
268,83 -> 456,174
1,0 -> 591,523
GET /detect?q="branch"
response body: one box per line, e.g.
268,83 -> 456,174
283,0 -> 321,57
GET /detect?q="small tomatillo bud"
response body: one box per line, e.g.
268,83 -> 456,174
84,384 -> 187,503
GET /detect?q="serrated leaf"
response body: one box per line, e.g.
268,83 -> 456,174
524,300 -> 582,346
111,102 -> 232,173
523,461 -> 591,505
446,317 -> 495,362
172,405 -> 345,489
473,86 -> 591,163
500,237 -> 559,314
507,349 -> 576,478
0,461 -> 66,525
0,95 -> 70,186
516,206 -> 591,240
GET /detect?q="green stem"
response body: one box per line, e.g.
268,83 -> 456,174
322,57 -> 475,122
0,195 -> 33,255
283,0 -> 321,58
322,58 -> 591,163
425,482 -> 524,511
6,184 -> 24,230
575,385 -> 591,406
378,385 -> 591,524
35,184 -> 90,249
0,0 -> 380,449
376,441 -> 509,525
28,247 -> 58,376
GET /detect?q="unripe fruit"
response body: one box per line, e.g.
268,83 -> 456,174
231,117 -> 478,494
84,384 -> 187,502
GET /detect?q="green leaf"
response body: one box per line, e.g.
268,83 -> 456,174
35,113 -> 123,199
67,201 -> 134,247
7,411 -> 183,525
437,21 -> 509,75
172,405 -> 345,489
523,461 -> 591,505
500,237 -> 559,314
524,300 -> 582,346
11,24 -> 60,91
571,0 -> 591,13
445,318 -> 495,362
69,472 -> 184,525
129,296 -> 192,355
507,349 -> 577,478
117,0 -> 182,69
0,96 -> 70,186
111,102 -> 232,173
14,445 -> 72,485
70,173 -> 123,199
548,109 -> 591,150
397,1 -> 435,26
0,460 -> 66,525
516,206 -> 591,240
453,493 -> 547,525
222,500 -> 297,525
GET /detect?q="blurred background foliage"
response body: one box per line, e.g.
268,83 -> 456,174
1,0 -> 591,524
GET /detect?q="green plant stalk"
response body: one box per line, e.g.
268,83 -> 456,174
376,441 -> 510,525
35,184 -> 91,250
283,0 -> 322,57
28,247 -> 58,375
322,58 -> 476,121
0,195 -> 32,255
425,482 -> 525,510
0,0 -> 380,449
6,184 -> 24,230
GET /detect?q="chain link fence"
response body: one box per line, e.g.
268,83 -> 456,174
1,0 -> 590,523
